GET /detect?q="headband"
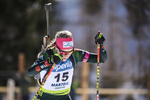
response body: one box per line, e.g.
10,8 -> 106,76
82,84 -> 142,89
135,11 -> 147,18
55,37 -> 74,50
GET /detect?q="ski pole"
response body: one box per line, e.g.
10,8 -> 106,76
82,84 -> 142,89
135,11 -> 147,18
43,3 -> 52,49
37,3 -> 52,85
33,64 -> 55,100
96,31 -> 101,100
33,3 -> 53,100
44,3 -> 52,36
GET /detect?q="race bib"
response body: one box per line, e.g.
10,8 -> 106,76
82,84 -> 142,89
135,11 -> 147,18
42,59 -> 74,91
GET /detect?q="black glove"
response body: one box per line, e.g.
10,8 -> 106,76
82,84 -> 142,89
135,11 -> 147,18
52,54 -> 62,64
95,33 -> 105,44
44,54 -> 62,66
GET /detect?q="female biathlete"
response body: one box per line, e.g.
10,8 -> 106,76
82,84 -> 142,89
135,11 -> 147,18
28,30 -> 107,100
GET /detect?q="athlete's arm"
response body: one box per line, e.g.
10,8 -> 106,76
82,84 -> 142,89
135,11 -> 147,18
28,50 -> 53,76
72,45 -> 107,63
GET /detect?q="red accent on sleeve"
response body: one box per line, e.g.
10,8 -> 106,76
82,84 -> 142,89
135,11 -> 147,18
102,46 -> 105,49
35,66 -> 40,71
44,60 -> 51,66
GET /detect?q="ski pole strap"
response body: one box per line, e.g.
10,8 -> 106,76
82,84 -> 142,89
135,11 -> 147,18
83,52 -> 90,62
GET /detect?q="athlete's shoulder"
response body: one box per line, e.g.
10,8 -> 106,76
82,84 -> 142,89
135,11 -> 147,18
73,48 -> 89,57
74,48 -> 80,51
74,48 -> 89,53
46,49 -> 54,55
39,49 -> 53,60
74,48 -> 85,51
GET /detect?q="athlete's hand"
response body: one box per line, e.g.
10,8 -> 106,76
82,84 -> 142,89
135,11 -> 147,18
44,54 -> 62,66
44,58 -> 52,67
95,32 -> 105,44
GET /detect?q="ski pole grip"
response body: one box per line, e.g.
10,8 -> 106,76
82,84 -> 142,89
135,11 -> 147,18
97,31 -> 101,45
98,31 -> 100,34
44,3 -> 52,11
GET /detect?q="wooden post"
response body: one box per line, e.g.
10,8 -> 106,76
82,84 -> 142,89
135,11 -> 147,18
18,52 -> 25,100
81,62 -> 89,100
6,79 -> 15,100
18,53 -> 25,74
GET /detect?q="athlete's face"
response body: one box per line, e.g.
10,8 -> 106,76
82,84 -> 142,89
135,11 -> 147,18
56,47 -> 73,61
